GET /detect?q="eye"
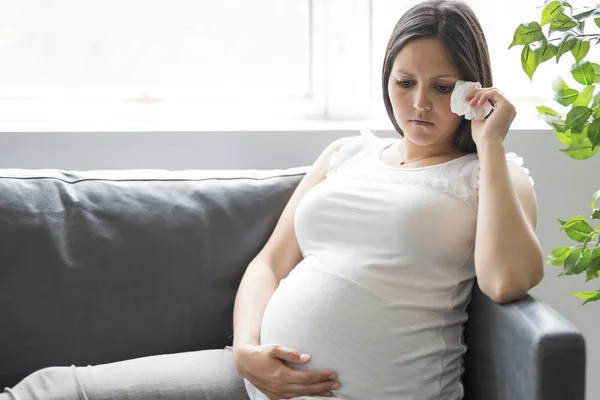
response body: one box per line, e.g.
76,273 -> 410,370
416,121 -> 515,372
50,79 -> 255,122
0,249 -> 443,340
437,85 -> 454,93
396,79 -> 413,88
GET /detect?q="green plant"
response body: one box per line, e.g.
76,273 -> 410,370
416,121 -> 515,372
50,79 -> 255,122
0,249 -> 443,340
510,0 -> 600,304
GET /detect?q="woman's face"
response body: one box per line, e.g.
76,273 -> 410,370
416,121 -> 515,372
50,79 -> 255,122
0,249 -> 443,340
387,37 -> 464,148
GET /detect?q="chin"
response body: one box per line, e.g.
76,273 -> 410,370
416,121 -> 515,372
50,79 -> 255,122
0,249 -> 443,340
400,123 -> 459,147
400,128 -> 442,146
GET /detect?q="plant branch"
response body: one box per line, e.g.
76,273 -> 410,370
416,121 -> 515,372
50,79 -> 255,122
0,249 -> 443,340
549,33 -> 600,42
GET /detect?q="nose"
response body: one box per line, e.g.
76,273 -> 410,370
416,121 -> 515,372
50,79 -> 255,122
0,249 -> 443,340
413,87 -> 432,111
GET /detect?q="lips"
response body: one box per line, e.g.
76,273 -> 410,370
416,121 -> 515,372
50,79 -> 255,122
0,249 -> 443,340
409,119 -> 434,125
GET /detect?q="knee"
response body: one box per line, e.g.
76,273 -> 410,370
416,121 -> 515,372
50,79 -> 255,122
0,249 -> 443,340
6,366 -> 81,400
26,366 -> 67,385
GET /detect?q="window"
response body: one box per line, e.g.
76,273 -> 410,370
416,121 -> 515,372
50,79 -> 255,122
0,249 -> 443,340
0,0 -> 568,131
370,0 -> 581,129
0,0 -> 319,130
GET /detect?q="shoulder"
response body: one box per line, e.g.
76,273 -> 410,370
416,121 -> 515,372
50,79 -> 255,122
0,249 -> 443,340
328,129 -> 384,173
467,152 -> 535,190
504,153 -> 535,187
466,152 -> 536,215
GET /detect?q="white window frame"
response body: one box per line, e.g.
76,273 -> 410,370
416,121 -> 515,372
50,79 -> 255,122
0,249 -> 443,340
0,0 -> 548,133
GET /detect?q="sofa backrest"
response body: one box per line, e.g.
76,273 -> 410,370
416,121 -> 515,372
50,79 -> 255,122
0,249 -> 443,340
0,168 -> 307,389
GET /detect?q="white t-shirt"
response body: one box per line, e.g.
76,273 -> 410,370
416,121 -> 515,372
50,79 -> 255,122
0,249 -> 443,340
245,129 -> 532,400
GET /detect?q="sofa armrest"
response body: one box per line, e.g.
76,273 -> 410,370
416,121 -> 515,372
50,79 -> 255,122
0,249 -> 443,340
462,283 -> 586,400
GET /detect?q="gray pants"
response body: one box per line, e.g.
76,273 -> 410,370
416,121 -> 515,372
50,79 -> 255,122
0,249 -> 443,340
0,348 -> 250,400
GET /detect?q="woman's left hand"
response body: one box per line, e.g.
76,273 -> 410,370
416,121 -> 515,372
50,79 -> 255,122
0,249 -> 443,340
466,87 -> 516,147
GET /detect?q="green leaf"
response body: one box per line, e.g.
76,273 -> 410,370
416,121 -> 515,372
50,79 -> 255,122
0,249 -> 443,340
593,209 -> 600,219
572,291 -> 597,299
552,120 -> 568,133
573,8 -> 600,20
552,76 -> 571,92
572,61 -> 596,85
570,125 -> 588,145
574,85 -> 595,107
509,22 -> 544,48
565,106 -> 592,133
563,219 -> 595,242
591,63 -> 600,83
593,190 -> 600,210
556,130 -> 573,145
571,39 -> 591,65
586,247 -> 600,282
557,1 -> 572,9
537,106 -> 575,143
560,140 -> 600,159
593,92 -> 600,118
522,45 -> 540,80
539,41 -> 558,64
550,12 -> 580,34
542,1 -> 565,25
548,246 -> 572,266
560,216 -> 587,229
537,105 -> 568,138
537,105 -> 563,117
560,138 -> 600,160
555,90 -> 580,106
592,91 -> 600,109
588,118 -> 600,147
556,33 -> 577,63
572,290 -> 600,304
564,247 -> 590,275
552,77 -> 579,105
585,270 -> 600,281
596,17 -> 600,28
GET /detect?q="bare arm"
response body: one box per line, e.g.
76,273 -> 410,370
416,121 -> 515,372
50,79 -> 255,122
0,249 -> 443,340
474,137 -> 544,304
230,138 -> 349,399
232,137 -> 349,348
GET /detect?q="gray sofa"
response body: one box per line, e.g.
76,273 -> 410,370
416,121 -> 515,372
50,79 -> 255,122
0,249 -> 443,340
0,168 -> 586,399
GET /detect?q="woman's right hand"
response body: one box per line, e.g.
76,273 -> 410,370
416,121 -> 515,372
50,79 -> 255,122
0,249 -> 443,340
233,343 -> 340,400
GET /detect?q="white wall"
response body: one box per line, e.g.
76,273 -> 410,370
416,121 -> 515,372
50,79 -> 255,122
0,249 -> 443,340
0,128 -> 598,398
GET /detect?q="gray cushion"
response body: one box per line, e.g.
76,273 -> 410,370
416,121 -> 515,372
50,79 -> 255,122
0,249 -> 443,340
0,168 -> 307,389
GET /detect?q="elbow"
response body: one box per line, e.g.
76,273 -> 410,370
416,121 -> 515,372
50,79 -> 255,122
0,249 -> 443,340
483,255 -> 545,304
487,284 -> 529,304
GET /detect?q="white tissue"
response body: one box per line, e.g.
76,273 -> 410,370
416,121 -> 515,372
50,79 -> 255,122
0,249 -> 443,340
450,80 -> 493,121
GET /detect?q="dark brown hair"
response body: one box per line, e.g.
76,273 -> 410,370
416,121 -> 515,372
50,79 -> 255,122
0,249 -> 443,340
382,0 -> 492,154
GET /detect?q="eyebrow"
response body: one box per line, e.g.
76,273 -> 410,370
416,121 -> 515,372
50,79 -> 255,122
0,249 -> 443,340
394,71 -> 460,80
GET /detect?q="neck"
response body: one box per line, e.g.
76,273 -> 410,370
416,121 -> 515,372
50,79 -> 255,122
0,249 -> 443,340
399,138 -> 458,161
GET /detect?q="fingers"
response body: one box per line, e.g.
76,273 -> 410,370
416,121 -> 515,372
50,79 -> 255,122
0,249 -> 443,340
467,88 -> 493,105
268,345 -> 311,364
288,379 -> 340,394
466,87 -> 507,107
286,368 -> 338,385
259,344 -> 340,398
271,380 -> 339,399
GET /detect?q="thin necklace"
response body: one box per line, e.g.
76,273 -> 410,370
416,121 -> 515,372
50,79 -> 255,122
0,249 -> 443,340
399,144 -> 457,165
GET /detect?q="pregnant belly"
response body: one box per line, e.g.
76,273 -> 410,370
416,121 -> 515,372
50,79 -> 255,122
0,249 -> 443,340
258,256 -> 452,399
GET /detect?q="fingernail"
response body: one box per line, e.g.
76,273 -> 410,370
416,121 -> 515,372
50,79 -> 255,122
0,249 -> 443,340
332,383 -> 341,390
329,374 -> 337,379
300,353 -> 310,361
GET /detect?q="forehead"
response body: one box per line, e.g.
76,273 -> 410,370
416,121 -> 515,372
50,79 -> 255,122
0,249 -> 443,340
392,38 -> 460,77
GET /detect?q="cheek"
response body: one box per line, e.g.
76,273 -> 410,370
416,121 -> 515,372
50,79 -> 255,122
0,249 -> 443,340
388,86 -> 409,109
443,110 -> 464,134
436,96 -> 458,119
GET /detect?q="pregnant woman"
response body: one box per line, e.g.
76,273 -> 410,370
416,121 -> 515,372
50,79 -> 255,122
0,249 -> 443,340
1,1 -> 543,399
